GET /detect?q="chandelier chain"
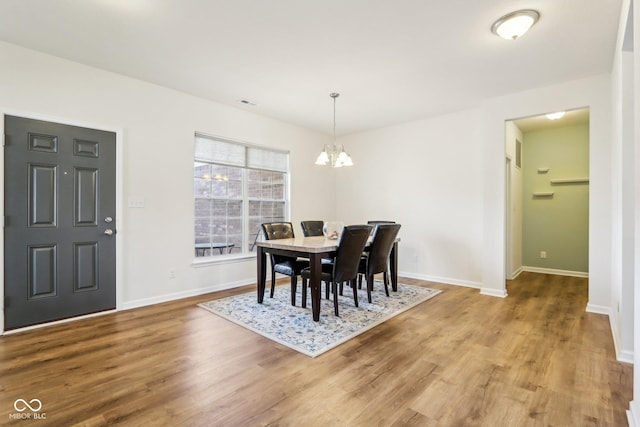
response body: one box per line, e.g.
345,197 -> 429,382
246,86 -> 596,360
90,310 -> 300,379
330,92 -> 339,140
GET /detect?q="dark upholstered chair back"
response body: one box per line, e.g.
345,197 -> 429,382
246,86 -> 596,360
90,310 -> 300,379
333,225 -> 372,283
300,220 -> 324,237
261,222 -> 296,265
365,224 -> 401,276
262,222 -> 295,240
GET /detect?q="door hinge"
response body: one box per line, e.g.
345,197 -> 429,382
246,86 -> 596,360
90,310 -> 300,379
2,134 -> 5,147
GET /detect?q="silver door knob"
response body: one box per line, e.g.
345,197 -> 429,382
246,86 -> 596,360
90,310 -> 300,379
104,229 -> 114,236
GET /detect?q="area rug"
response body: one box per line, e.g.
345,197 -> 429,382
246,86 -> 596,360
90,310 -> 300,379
198,281 -> 441,358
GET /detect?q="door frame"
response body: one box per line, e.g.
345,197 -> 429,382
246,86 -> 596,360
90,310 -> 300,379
0,110 -> 124,334
505,155 -> 512,279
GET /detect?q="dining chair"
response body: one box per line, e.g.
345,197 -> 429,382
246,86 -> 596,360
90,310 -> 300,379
301,224 -> 372,316
261,222 -> 309,306
300,220 -> 324,237
357,223 -> 402,303
301,220 -> 333,260
366,220 -> 396,237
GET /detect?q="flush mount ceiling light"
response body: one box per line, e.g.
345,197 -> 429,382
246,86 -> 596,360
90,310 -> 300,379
491,9 -> 540,40
546,111 -> 566,120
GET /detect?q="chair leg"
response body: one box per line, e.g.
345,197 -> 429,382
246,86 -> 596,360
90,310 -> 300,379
332,281 -> 339,316
270,267 -> 276,298
325,281 -> 330,300
383,272 -> 390,297
366,275 -> 373,303
301,277 -> 307,308
339,281 -> 344,296
358,274 -> 363,289
352,278 -> 359,307
290,276 -> 297,306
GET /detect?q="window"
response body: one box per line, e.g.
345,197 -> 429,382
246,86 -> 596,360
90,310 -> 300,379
194,134 -> 289,257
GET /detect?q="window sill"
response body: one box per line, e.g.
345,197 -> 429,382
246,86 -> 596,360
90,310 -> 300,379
192,253 -> 256,268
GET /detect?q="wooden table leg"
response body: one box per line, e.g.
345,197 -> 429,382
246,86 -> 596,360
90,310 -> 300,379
390,241 -> 398,292
257,246 -> 266,303
310,253 -> 322,321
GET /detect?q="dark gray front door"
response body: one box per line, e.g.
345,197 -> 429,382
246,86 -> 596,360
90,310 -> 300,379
4,115 -> 116,330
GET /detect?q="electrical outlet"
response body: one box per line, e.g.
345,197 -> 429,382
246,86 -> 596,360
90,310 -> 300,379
169,269 -> 176,279
540,251 -> 547,259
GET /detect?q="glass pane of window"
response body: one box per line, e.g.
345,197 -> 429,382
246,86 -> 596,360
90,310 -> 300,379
194,163 -> 212,198
194,134 -> 289,257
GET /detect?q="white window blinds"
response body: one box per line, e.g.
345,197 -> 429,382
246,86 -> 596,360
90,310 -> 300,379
195,134 -> 288,172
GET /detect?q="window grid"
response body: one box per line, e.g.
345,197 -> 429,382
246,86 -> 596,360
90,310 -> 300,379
194,135 -> 288,257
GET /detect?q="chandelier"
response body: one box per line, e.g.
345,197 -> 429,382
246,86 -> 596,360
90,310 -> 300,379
315,93 -> 353,168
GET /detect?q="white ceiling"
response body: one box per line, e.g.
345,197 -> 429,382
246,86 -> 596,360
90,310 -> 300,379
0,0 -> 622,136
512,108 -> 590,133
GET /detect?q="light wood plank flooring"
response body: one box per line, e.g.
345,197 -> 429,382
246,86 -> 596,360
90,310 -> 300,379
0,273 -> 632,426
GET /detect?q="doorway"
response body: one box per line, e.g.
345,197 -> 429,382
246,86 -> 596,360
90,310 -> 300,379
3,115 -> 117,330
505,108 -> 590,279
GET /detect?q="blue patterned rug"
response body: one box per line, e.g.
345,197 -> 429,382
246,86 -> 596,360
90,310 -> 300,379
198,281 -> 441,357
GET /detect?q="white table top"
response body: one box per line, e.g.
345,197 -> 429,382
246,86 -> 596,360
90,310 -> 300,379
255,236 -> 339,253
255,235 -> 400,253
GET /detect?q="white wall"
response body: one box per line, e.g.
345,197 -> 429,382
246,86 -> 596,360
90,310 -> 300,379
612,0 -> 636,364
0,41 -> 337,319
481,75 -> 613,303
333,74 -> 613,302
630,0 -> 640,422
336,109 -> 485,288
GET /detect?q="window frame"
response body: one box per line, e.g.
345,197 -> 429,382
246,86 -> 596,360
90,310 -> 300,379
193,132 -> 290,264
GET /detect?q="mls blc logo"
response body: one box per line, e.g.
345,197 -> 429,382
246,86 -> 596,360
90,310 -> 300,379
9,399 -> 46,420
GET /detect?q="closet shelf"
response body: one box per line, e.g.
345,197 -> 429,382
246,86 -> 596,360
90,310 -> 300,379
550,178 -> 589,184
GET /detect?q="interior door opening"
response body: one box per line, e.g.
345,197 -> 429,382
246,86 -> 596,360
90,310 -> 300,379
505,108 -> 590,282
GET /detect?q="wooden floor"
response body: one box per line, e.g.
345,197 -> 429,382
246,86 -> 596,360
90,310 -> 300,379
0,273 -> 632,426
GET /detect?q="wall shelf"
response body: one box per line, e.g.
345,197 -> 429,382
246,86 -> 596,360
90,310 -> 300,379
550,178 -> 589,184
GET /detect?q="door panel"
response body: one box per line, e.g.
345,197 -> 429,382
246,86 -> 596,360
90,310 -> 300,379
74,242 -> 98,291
75,167 -> 98,226
4,115 -> 116,330
28,245 -> 57,298
29,164 -> 57,227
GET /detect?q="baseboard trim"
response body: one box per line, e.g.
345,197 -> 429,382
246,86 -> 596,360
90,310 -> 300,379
480,287 -> 508,298
628,400 -> 640,427
586,303 -> 610,316
619,350 -> 634,364
522,266 -> 588,278
122,278 -> 255,311
506,267 -> 523,280
399,271 -> 509,298
399,271 -> 482,289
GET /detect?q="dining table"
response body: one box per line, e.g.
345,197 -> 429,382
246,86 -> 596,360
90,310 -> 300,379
256,235 -> 399,321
